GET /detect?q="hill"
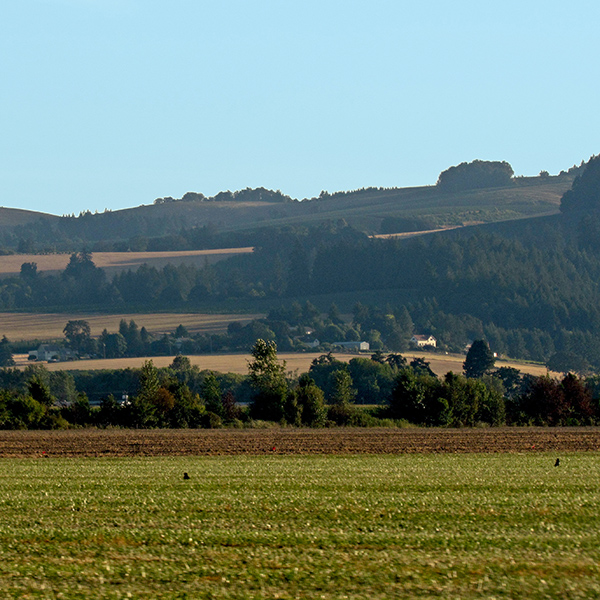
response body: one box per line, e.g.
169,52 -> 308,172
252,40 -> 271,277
0,207 -> 58,229
0,175 -> 573,253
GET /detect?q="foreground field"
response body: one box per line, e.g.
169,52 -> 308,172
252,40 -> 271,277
0,452 -> 598,599
1,427 -> 599,457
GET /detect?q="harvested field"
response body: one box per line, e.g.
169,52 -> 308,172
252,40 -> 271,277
1,427 -> 598,457
1,312 -> 262,341
14,349 -> 552,378
0,248 -> 253,278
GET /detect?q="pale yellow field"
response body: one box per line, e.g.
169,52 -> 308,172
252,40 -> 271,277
0,312 -> 262,341
0,248 -> 253,278
12,350 -> 552,378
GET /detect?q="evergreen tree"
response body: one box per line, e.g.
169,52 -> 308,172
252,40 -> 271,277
463,340 -> 495,378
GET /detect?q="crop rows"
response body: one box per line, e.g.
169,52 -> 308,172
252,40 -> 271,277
1,427 -> 599,457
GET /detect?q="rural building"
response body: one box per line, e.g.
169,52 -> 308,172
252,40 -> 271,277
28,345 -> 75,362
332,341 -> 370,351
410,335 -> 437,348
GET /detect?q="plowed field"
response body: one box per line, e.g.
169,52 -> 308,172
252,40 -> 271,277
1,427 -> 599,457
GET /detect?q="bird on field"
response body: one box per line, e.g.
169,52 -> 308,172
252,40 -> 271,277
554,458 -> 560,467
183,472 -> 190,480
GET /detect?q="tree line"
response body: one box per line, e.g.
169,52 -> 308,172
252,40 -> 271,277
0,340 -> 598,430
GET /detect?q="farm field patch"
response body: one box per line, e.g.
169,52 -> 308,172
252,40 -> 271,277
1,312 -> 262,342
0,247 -> 253,278
0,451 -> 598,599
27,350 -> 552,378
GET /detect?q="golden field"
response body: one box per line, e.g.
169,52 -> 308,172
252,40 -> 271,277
12,350 -> 552,378
0,312 -> 262,341
0,248 -> 253,278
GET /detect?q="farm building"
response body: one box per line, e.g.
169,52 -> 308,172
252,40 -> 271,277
410,335 -> 437,348
28,345 -> 75,362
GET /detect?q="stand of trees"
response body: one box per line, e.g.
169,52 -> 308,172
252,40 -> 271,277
0,342 -> 599,430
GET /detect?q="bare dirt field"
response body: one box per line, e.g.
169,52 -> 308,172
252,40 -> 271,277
0,248 -> 253,278
21,350 -> 552,378
2,312 -> 262,342
0,427 -> 598,457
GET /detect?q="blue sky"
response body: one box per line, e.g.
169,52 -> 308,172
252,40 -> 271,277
2,1 -> 599,215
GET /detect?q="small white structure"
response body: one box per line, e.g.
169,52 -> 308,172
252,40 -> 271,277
28,345 -> 75,362
332,341 -> 370,351
410,335 -> 437,348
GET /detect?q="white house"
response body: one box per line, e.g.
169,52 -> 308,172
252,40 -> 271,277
410,335 -> 437,348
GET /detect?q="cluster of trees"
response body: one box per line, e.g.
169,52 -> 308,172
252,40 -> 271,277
1,340 -> 598,430
436,160 -> 515,192
154,187 -> 294,205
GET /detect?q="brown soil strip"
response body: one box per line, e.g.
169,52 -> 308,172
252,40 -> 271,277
0,427 -> 599,458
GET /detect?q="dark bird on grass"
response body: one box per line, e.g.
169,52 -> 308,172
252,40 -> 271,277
554,458 -> 560,467
183,472 -> 190,480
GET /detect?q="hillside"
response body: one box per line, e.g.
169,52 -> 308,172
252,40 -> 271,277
0,175 -> 573,254
0,207 -> 58,229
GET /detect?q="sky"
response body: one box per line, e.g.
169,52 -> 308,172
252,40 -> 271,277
1,0 -> 599,215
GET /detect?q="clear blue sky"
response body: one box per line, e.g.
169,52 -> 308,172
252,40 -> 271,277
2,0 -> 599,215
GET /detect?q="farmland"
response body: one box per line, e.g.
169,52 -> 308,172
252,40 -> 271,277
0,448 -> 598,598
1,312 -> 262,342
0,248 -> 254,279
26,350 -> 553,379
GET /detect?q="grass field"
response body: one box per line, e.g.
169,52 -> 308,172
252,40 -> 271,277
0,452 -> 598,599
0,248 -> 254,279
1,312 -> 263,342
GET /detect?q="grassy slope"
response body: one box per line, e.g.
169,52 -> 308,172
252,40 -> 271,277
0,207 -> 58,228
0,453 -> 598,599
68,176 -> 573,236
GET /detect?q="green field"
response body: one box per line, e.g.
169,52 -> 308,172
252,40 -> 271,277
1,454 -> 599,599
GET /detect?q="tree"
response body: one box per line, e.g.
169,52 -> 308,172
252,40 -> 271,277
437,160 -> 514,192
294,374 -> 327,427
560,155 -> 600,212
463,340 -> 495,378
63,320 -> 92,355
131,360 -> 161,427
201,372 -> 224,418
0,336 -> 15,367
248,340 -> 288,421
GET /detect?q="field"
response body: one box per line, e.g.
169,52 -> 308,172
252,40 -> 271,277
0,438 -> 598,599
26,350 -> 553,379
0,248 -> 253,279
1,312 -> 262,342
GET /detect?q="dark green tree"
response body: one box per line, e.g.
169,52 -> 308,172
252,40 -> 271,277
248,339 -> 288,421
463,340 -> 495,378
0,336 -> 15,367
63,320 -> 92,356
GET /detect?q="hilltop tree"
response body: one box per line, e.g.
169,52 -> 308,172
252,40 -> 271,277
437,160 -> 514,192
